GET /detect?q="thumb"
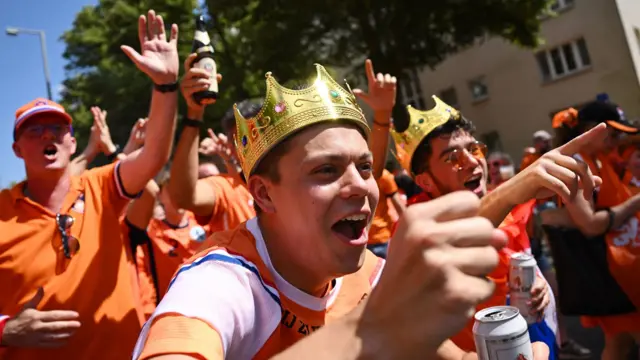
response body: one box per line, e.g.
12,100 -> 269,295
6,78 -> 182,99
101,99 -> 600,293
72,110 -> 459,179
207,128 -> 215,140
23,287 -> 44,310
121,45 -> 146,70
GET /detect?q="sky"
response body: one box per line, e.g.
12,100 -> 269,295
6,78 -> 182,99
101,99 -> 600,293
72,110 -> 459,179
0,0 -> 97,187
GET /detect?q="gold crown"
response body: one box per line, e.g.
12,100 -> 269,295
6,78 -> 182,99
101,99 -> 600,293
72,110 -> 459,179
390,95 -> 461,174
234,64 -> 370,176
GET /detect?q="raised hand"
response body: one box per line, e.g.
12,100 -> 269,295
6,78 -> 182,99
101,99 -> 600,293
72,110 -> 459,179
89,106 -> 117,155
199,129 -> 234,161
505,124 -> 607,205
362,191 -> 506,357
121,10 -> 179,85
1,287 -> 81,348
353,59 -> 397,116
123,118 -> 148,155
181,53 -> 222,113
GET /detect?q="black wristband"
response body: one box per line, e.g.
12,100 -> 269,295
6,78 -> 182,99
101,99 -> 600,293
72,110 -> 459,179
154,82 -> 179,93
183,118 -> 203,128
603,207 -> 616,233
107,145 -> 122,163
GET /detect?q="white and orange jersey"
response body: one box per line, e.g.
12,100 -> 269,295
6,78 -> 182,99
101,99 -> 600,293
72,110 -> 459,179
133,217 -> 385,360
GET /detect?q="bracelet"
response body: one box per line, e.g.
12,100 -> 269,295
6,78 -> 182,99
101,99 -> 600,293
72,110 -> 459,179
154,82 -> 179,93
604,207 -> 616,233
373,120 -> 390,127
0,315 -> 9,347
183,118 -> 204,128
106,145 -> 122,163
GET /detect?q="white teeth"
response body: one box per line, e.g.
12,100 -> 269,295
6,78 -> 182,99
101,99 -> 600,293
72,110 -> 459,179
342,214 -> 367,222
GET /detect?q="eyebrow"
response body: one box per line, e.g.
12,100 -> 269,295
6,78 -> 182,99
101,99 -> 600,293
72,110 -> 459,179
438,141 -> 475,159
304,151 -> 373,164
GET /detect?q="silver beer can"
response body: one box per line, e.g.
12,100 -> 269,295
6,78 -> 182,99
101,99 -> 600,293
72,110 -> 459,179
473,306 -> 534,360
509,252 -> 537,324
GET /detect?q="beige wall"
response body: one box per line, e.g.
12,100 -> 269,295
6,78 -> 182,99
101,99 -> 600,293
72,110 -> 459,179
615,0 -> 640,88
413,0 -> 640,165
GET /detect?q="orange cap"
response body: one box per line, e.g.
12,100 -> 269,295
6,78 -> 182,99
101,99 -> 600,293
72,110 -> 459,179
552,108 -> 578,129
14,98 -> 73,135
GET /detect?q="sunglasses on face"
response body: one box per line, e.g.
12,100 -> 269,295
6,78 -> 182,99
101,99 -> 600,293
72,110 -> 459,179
444,141 -> 488,171
489,160 -> 509,168
56,214 -> 80,259
21,124 -> 71,139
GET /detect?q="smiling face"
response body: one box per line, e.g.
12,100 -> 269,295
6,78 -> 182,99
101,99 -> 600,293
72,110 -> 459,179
12,114 -> 76,176
415,129 -> 488,198
249,122 -> 379,276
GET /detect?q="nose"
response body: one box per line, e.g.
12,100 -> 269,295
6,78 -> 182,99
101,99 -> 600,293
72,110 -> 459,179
339,163 -> 370,199
40,126 -> 57,140
461,149 -> 481,170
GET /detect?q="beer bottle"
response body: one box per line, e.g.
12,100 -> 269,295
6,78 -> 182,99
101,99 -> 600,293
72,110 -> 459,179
191,15 -> 218,104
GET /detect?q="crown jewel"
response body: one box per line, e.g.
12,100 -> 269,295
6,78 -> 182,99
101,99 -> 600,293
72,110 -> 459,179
234,64 -> 369,176
390,95 -> 461,174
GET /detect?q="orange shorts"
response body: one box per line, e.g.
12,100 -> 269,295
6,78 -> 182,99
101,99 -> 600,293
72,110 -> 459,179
582,311 -> 640,335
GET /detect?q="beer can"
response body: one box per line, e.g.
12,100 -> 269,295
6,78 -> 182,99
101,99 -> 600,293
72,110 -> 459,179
509,252 -> 537,324
473,306 -> 534,360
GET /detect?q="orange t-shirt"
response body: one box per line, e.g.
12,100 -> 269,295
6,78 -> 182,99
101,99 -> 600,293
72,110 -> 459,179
623,170 -> 640,195
578,153 -> 640,334
145,213 -> 209,299
0,163 -> 143,360
368,170 -> 399,245
196,174 -> 255,236
133,218 -> 385,359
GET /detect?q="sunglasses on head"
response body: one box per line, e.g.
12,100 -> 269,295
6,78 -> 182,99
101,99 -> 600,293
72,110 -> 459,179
56,213 -> 80,259
444,141 -> 488,171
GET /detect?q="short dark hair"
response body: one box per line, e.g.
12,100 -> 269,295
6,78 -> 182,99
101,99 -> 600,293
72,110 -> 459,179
410,116 -> 476,175
221,99 -> 263,134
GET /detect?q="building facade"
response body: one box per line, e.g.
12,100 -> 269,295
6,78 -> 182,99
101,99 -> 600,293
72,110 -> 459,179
402,0 -> 640,165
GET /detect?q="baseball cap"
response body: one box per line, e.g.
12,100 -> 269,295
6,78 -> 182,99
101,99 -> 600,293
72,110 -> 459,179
578,100 -> 638,134
533,130 -> 552,141
14,98 -> 73,139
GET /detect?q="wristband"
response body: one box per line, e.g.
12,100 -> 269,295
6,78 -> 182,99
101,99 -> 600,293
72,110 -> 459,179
603,208 -> 616,233
183,118 -> 204,128
0,315 -> 9,347
106,145 -> 122,163
154,82 -> 179,93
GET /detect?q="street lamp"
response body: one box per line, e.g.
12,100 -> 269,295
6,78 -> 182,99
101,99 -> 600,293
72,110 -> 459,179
5,27 -> 53,100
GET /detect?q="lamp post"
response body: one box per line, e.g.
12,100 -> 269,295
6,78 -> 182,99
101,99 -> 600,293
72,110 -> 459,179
6,27 -> 53,100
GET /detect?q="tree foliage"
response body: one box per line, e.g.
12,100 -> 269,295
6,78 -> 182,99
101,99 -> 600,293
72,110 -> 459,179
61,0 -> 549,149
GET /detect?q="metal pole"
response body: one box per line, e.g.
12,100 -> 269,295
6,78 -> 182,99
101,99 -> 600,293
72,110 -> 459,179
38,31 -> 53,100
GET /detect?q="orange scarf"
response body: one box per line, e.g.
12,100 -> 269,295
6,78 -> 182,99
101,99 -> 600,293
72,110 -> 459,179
581,153 -> 640,309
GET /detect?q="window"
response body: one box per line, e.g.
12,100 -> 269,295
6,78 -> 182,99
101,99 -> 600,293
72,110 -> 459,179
635,28 -> 640,54
400,68 -> 426,108
535,38 -> 591,82
468,77 -> 489,102
550,0 -> 574,12
439,87 -> 459,109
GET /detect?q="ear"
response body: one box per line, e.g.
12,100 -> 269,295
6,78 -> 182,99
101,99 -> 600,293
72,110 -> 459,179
69,137 -> 77,156
247,175 -> 276,213
12,142 -> 23,159
414,171 -> 440,197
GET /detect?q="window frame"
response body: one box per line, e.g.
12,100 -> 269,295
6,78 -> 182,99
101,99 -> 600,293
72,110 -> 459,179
535,37 -> 592,82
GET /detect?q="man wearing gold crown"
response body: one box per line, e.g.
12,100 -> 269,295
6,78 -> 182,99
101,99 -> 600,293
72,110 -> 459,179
132,62 -> 551,359
378,95 -> 607,359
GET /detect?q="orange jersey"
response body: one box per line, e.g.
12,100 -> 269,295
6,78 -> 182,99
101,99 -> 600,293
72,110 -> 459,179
145,213 -> 209,297
0,163 -> 143,359
196,174 -> 255,235
133,218 -> 385,359
577,153 -> 640,334
623,170 -> 640,195
368,169 -> 399,245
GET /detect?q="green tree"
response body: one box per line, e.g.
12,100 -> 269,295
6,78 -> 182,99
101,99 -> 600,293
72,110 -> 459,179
60,0 -> 200,155
205,0 -> 550,126
62,0 -> 550,149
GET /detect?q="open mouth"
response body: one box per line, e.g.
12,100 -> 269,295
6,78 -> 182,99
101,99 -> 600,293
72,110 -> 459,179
331,213 -> 369,245
43,145 -> 58,159
463,174 -> 482,192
